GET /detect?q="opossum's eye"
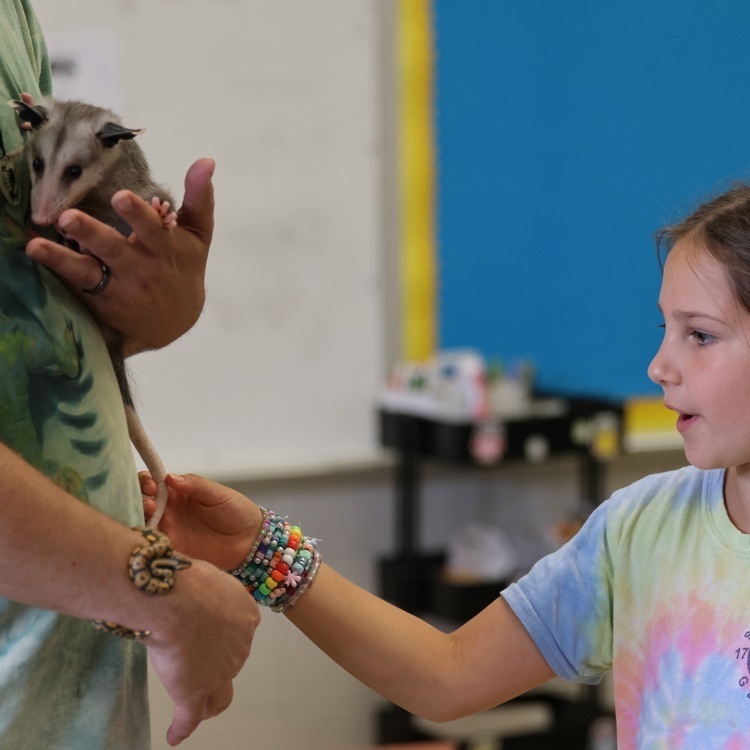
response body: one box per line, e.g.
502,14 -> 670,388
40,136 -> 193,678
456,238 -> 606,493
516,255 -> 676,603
31,157 -> 44,174
66,165 -> 82,181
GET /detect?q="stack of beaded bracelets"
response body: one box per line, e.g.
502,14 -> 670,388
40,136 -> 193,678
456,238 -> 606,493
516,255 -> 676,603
230,507 -> 321,613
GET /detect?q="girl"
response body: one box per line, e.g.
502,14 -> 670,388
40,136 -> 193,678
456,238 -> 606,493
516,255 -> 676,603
142,183 -> 750,747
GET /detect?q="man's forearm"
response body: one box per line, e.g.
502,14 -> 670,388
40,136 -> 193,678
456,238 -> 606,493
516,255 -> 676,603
0,443 -> 165,626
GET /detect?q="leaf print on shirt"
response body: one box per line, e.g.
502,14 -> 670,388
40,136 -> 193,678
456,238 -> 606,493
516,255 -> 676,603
0,246 -> 119,501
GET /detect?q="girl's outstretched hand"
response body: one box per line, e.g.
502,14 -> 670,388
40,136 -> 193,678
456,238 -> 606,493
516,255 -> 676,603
140,472 -> 262,571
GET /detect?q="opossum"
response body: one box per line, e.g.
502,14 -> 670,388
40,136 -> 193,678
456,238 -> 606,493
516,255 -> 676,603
10,95 -> 176,529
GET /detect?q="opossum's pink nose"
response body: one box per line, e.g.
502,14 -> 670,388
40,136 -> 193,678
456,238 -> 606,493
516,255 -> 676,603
31,212 -> 53,227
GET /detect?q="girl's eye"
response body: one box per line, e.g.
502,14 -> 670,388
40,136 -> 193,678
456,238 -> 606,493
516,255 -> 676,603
690,329 -> 716,346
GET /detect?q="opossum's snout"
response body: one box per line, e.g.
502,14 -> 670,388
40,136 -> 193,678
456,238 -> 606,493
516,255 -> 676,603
28,156 -> 86,227
28,157 -> 59,226
30,186 -> 74,228
29,192 -> 61,227
30,208 -> 55,227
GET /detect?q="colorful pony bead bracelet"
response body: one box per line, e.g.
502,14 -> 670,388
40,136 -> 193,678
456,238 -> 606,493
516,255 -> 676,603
230,507 -> 321,613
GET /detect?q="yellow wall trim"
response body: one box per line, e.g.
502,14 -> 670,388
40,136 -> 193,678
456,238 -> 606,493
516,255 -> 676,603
398,0 -> 437,361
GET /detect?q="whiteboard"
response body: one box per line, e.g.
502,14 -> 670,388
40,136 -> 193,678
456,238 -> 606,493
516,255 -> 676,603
32,0 -> 388,478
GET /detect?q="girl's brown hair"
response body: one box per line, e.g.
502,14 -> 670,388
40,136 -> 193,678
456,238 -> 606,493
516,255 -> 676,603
656,184 -> 750,313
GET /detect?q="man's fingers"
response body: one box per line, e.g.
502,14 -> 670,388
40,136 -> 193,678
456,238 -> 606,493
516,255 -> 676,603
166,684 -> 234,746
166,711 -> 200,747
166,701 -> 203,747
138,471 -> 157,496
104,158 -> 215,252
176,157 -> 215,244
110,190 -> 174,249
25,235 -> 115,292
57,208 -> 129,260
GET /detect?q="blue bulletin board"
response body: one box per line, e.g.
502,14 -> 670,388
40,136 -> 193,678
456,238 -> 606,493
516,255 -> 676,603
433,1 -> 750,399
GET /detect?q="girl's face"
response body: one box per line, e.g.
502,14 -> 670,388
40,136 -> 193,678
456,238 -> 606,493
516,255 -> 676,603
648,239 -> 750,470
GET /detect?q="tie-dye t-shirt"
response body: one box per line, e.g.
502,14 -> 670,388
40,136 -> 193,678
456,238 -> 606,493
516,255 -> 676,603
0,3 -> 149,748
503,465 -> 750,749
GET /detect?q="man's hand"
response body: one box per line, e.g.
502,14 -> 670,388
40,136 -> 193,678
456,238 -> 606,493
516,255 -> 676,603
25,158 -> 215,356
145,559 -> 260,746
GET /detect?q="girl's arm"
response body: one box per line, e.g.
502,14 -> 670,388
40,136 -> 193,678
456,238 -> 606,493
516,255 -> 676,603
287,565 -> 554,722
152,472 -> 556,721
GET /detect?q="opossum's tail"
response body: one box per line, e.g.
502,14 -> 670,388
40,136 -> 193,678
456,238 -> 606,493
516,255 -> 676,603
125,404 -> 168,529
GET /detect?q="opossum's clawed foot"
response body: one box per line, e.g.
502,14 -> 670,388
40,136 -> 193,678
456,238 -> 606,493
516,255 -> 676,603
149,197 -> 177,229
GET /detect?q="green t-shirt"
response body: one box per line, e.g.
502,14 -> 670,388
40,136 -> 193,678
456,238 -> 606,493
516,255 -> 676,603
0,3 -> 149,747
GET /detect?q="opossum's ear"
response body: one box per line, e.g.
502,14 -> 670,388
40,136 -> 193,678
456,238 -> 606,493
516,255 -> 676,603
9,99 -> 48,130
97,123 -> 142,149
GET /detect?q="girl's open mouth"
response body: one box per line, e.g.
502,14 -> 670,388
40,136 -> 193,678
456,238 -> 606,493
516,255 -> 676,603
676,413 -> 697,432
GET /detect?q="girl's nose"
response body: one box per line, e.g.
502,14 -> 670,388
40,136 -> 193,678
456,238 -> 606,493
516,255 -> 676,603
647,342 -> 677,386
